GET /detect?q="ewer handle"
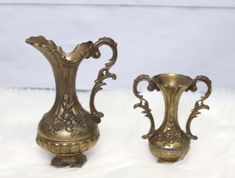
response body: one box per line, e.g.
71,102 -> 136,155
89,37 -> 117,123
186,75 -> 212,140
133,75 -> 159,139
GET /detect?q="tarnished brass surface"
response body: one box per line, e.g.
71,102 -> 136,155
26,35 -> 117,167
133,73 -> 211,162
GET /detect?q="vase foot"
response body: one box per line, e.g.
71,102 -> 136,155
51,154 -> 87,168
157,158 -> 179,163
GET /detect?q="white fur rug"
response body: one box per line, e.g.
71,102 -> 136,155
0,88 -> 234,178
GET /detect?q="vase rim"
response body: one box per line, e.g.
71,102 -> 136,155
26,35 -> 93,63
152,73 -> 193,88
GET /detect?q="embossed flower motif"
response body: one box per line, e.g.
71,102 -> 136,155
157,120 -> 182,147
48,94 -> 88,137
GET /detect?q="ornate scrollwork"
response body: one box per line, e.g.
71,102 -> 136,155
156,120 -> 181,146
49,94 -> 87,137
133,74 -> 159,139
89,37 -> 117,123
186,75 -> 212,140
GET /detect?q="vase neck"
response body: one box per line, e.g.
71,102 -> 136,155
25,36 -> 95,116
53,62 -> 78,97
50,61 -> 86,115
160,85 -> 186,128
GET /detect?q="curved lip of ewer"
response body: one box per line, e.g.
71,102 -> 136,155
25,35 -> 93,63
152,73 -> 194,88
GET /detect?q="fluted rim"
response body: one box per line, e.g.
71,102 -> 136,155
152,73 -> 193,88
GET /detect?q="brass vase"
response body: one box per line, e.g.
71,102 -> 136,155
133,73 -> 211,162
26,35 -> 117,167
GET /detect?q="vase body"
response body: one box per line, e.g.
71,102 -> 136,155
26,35 -> 117,167
133,73 -> 211,162
149,74 -> 192,162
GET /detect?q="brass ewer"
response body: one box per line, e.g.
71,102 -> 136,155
26,36 -> 117,167
133,73 -> 211,162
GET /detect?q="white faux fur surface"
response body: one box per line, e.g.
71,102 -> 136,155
0,88 -> 234,178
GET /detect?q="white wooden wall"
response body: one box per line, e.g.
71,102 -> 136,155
0,1 -> 235,90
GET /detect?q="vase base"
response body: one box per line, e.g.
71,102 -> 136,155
157,157 -> 181,163
51,154 -> 87,168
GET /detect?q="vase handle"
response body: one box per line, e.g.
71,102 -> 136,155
133,75 -> 159,139
89,37 -> 117,123
186,75 -> 212,140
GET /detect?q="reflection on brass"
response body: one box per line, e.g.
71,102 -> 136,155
133,73 -> 211,162
26,35 -> 117,167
